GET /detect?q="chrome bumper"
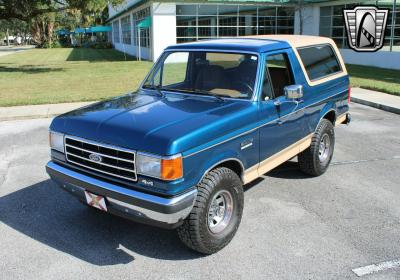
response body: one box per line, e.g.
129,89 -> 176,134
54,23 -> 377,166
46,161 -> 197,228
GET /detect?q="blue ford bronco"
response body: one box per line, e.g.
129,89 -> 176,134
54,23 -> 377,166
46,35 -> 351,254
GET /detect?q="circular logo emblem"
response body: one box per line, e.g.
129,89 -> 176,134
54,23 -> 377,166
89,153 -> 103,163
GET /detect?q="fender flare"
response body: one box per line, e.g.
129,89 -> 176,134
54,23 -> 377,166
315,106 -> 337,132
197,156 -> 245,186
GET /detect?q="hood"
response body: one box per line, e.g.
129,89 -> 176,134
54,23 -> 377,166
50,90 -> 258,155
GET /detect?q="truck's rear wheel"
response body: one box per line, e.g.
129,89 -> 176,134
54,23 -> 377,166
298,119 -> 335,176
177,167 -> 244,254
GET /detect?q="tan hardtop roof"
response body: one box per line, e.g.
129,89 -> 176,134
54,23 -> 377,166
246,35 -> 347,87
246,35 -> 336,48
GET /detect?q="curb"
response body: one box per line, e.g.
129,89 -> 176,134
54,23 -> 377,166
351,97 -> 400,115
0,102 -> 94,122
1,98 -> 399,121
0,113 -> 60,122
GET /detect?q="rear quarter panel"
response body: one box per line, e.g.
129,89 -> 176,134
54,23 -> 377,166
289,42 -> 350,133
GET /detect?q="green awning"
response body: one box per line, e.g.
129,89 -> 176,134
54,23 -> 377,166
137,17 -> 151,28
89,26 -> 112,33
74,28 -> 87,34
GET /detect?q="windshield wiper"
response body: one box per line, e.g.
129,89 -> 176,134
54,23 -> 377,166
167,88 -> 228,102
195,90 -> 229,102
142,84 -> 165,98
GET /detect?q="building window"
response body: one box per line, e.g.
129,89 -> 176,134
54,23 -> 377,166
112,20 -> 120,43
121,16 -> 131,44
276,7 -> 294,34
258,7 -> 276,35
139,28 -> 150,48
134,7 -> 151,48
319,5 -> 348,48
176,4 -> 294,43
219,17 -> 238,37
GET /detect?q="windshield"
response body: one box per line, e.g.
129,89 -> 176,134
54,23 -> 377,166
143,51 -> 259,100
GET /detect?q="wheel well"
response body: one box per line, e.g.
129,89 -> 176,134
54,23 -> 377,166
215,160 -> 244,179
323,110 -> 336,124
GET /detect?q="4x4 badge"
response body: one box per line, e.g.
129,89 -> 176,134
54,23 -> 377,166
343,6 -> 389,52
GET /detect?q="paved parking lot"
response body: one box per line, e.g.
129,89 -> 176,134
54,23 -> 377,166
0,103 -> 399,279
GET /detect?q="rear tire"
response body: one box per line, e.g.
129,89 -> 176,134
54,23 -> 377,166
177,167 -> 244,254
298,119 -> 335,176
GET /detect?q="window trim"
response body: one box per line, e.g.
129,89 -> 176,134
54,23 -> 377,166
296,43 -> 344,83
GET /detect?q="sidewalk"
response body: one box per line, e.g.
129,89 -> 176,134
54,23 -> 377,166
0,102 -> 93,121
0,45 -> 35,57
0,88 -> 399,122
351,88 -> 400,115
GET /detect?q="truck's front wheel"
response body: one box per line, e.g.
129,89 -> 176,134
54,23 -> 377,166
177,167 -> 244,254
298,119 -> 335,176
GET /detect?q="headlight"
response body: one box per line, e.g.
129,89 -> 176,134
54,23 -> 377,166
49,131 -> 64,153
137,153 -> 183,180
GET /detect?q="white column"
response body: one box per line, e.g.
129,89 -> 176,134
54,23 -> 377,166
211,18 -> 217,37
130,13 -> 134,45
152,2 -> 177,62
118,18 -> 122,43
295,5 -> 320,35
245,15 -> 252,36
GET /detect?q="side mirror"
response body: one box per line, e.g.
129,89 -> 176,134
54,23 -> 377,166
284,85 -> 303,100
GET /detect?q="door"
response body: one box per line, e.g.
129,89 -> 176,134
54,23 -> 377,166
258,50 -> 308,163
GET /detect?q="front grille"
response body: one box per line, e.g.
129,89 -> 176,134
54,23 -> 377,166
65,136 -> 137,182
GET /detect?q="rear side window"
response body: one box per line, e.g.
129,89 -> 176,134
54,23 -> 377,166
297,44 -> 342,81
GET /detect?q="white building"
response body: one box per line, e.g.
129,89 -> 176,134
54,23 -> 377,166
108,0 -> 400,69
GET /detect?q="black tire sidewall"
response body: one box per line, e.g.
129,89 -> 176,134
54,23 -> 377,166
314,120 -> 335,173
202,175 -> 244,245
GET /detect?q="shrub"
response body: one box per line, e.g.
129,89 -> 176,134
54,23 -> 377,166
89,41 -> 112,49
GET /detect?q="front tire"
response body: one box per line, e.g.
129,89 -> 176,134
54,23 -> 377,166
177,167 -> 244,254
298,119 -> 335,176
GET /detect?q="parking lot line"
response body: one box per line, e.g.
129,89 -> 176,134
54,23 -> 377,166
352,258 -> 400,277
331,155 -> 400,166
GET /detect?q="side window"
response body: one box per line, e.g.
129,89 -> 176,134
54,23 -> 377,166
162,52 -> 189,87
297,44 -> 342,81
265,53 -> 294,98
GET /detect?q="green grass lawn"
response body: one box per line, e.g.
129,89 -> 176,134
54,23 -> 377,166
0,48 -> 152,106
347,64 -> 400,96
0,48 -> 399,107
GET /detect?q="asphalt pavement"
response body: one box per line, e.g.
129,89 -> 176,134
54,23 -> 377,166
0,103 -> 399,279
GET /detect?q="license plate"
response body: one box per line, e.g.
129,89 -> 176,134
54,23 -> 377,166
84,191 -> 108,212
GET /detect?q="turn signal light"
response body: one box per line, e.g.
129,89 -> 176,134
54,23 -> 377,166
161,156 -> 183,180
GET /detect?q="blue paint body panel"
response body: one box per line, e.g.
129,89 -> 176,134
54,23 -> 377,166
50,38 -> 350,197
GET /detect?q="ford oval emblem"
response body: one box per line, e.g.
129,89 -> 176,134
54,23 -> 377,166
89,153 -> 102,163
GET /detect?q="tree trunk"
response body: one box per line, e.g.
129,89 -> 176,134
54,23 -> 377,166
6,28 -> 9,46
47,21 -> 54,48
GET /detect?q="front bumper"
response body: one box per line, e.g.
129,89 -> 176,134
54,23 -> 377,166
46,161 -> 197,229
